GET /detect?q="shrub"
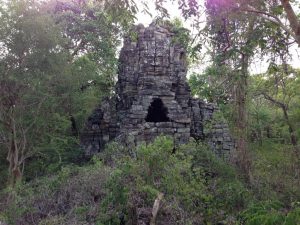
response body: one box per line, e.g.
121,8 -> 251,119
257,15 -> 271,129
250,141 -> 300,204
0,162 -> 111,225
1,136 -> 253,225
240,201 -> 300,225
97,137 -> 249,224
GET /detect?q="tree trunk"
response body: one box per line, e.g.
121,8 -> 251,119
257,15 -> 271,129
262,93 -> 298,151
282,105 -> 298,149
235,53 -> 251,176
280,0 -> 300,45
70,115 -> 79,137
7,118 -> 22,186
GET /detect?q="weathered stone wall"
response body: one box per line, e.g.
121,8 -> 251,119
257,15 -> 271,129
115,23 -> 192,147
80,22 -> 235,159
80,97 -> 118,156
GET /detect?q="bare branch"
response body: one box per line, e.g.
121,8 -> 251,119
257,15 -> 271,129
150,192 -> 164,225
262,92 -> 286,109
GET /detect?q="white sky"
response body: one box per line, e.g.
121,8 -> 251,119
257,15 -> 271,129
134,0 -> 300,75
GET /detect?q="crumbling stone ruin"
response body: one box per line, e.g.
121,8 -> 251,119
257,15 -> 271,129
80,22 -> 235,159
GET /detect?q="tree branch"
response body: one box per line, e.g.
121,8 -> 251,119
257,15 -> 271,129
261,92 -> 286,110
150,192 -> 164,225
71,39 -> 86,57
240,5 -> 298,42
280,0 -> 300,44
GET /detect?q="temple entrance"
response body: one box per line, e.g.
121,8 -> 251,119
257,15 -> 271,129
145,98 -> 170,122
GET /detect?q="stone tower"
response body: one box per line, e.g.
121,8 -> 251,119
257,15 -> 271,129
80,23 -> 235,159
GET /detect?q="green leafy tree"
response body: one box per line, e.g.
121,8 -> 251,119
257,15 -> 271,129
203,0 -> 266,176
254,65 -> 300,150
0,0 -> 136,186
0,0 -> 70,185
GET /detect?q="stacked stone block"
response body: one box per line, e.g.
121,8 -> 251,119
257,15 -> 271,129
80,22 -> 235,159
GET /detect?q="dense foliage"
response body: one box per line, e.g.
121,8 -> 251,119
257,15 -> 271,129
0,0 -> 135,186
1,137 -> 299,224
0,0 -> 299,224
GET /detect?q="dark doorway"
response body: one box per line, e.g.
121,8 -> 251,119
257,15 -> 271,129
145,98 -> 170,122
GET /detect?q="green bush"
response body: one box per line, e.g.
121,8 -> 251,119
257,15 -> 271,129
250,141 -> 300,204
240,201 -> 300,225
0,162 -> 111,225
1,137 -> 275,225
95,137 -> 209,224
181,141 -> 251,223
96,137 -> 249,224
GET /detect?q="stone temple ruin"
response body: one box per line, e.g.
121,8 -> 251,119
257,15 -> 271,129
80,23 -> 235,159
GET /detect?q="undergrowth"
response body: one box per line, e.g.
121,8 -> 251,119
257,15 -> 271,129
0,137 -> 299,224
